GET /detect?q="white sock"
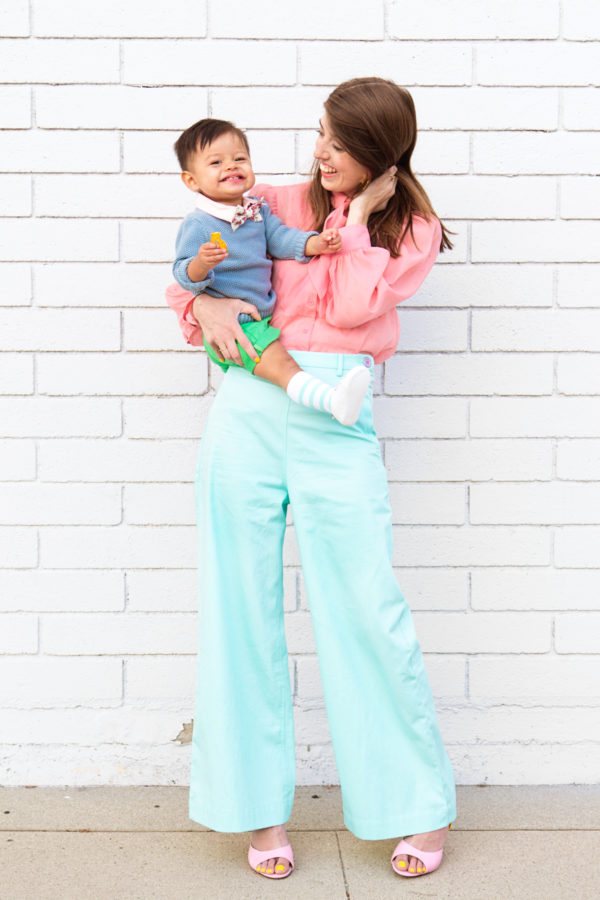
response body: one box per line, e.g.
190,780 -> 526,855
286,371 -> 334,413
286,365 -> 370,426
329,365 -> 371,426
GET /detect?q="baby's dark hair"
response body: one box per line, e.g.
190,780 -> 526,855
173,118 -> 250,171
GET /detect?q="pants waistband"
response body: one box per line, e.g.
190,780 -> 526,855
287,349 -> 374,373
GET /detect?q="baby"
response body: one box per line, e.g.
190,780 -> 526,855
173,118 -> 370,426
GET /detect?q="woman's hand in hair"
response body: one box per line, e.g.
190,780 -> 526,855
347,166 -> 397,225
191,294 -> 261,365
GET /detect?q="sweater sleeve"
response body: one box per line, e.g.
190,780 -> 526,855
172,214 -> 215,295
261,202 -> 318,263
314,216 -> 441,329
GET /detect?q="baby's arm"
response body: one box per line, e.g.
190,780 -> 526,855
262,202 -> 341,261
261,202 -> 320,262
186,240 -> 227,283
173,215 -> 227,293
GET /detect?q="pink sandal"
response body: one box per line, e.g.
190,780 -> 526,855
391,822 -> 452,877
248,842 -> 295,879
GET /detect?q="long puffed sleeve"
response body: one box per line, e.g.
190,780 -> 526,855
165,282 -> 203,346
311,216 -> 441,329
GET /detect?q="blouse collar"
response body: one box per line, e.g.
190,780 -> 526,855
330,191 -> 351,210
195,192 -> 255,222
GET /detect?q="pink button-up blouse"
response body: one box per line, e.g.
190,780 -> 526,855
165,181 -> 442,365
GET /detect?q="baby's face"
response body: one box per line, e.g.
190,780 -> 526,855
182,132 -> 255,205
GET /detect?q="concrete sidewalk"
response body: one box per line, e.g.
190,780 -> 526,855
1,785 -> 598,899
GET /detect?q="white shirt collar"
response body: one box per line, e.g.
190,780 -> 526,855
195,192 -> 254,223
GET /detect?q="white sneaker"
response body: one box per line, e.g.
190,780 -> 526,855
330,365 -> 371,426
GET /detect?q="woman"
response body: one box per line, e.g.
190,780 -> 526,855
166,77 -> 457,880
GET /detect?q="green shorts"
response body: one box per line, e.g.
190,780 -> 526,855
203,316 -> 281,374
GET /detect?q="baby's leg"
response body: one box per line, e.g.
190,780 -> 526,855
254,340 -> 370,427
253,340 -> 301,390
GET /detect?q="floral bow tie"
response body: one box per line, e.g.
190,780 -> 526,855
230,196 -> 264,231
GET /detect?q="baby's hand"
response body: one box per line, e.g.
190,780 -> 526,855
307,228 -> 342,256
320,227 -> 342,254
197,240 -> 228,269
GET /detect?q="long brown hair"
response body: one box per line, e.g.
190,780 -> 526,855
308,77 -> 453,257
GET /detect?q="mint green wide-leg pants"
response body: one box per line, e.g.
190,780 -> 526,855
189,350 -> 457,840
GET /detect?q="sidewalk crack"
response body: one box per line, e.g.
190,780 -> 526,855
334,831 -> 350,899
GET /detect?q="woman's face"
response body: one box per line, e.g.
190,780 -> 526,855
313,111 -> 370,196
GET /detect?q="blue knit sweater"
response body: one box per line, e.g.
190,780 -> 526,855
173,199 -> 318,323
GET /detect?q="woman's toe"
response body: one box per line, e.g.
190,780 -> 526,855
274,857 -> 289,874
393,854 -> 407,871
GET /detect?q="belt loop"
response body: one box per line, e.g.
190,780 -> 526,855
336,353 -> 344,376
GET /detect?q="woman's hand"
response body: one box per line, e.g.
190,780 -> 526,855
347,166 -> 398,226
191,294 -> 261,366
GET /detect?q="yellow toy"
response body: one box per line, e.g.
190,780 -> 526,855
210,232 -> 228,251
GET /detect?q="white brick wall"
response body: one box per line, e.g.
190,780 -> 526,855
1,0 -> 598,789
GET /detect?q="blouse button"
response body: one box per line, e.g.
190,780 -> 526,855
363,357 -> 372,368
